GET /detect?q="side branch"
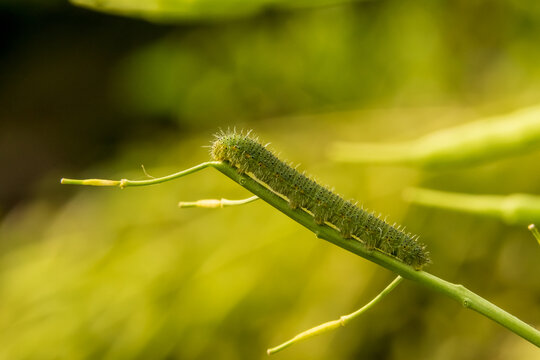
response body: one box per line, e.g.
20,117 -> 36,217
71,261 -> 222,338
60,161 -> 221,188
179,196 -> 259,208
267,276 -> 403,355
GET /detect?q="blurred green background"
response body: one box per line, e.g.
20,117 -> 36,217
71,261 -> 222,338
1,0 -> 540,359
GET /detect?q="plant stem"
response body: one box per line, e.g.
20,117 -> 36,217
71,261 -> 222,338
61,161 -> 540,347
212,162 -> 540,347
60,161 -> 220,188
267,276 -> 403,355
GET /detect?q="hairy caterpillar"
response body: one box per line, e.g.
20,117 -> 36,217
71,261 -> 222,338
211,130 -> 430,269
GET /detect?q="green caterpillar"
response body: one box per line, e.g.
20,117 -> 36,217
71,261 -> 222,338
211,130 -> 430,269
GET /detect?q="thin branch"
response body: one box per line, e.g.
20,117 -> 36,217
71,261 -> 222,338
179,196 -> 259,208
267,276 -> 403,355
140,164 -> 155,179
60,161 -> 220,188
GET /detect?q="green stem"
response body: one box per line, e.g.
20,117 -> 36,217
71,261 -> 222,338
267,276 -> 403,355
61,161 -> 540,347
60,161 -> 220,188
341,276 -> 403,325
212,163 -> 540,347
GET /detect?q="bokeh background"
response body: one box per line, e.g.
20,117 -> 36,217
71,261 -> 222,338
1,0 -> 540,359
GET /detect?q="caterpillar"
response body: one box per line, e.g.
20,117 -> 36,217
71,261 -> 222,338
211,130 -> 430,269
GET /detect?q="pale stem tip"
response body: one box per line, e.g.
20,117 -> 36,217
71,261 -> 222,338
59,178 -> 121,187
178,199 -> 223,208
528,224 -> 540,245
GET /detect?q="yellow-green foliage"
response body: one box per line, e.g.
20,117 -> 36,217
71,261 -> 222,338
0,131 -> 380,360
329,105 -> 540,169
405,188 -> 540,225
1,121 -> 539,359
4,0 -> 540,356
70,0 -> 359,22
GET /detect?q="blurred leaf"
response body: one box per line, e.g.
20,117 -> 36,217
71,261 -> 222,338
328,105 -> 540,169
405,187 -> 540,225
529,224 -> 540,245
70,0 -> 359,22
